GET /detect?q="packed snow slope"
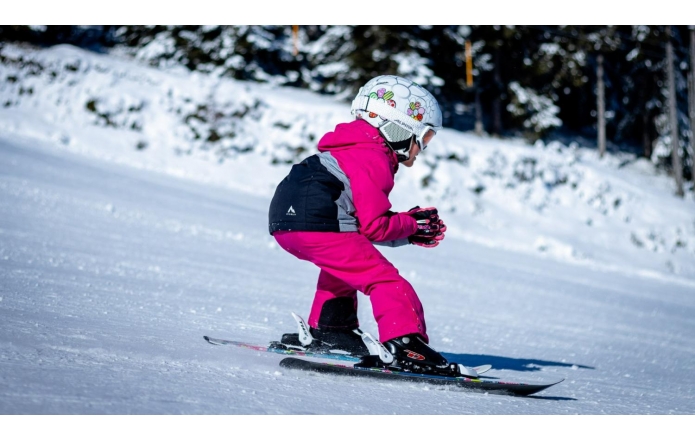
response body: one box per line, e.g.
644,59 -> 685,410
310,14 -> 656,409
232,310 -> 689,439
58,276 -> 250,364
1,43 -> 695,415
2,133 -> 695,415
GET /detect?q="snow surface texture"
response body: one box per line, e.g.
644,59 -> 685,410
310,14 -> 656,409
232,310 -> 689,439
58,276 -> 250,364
1,43 -> 694,415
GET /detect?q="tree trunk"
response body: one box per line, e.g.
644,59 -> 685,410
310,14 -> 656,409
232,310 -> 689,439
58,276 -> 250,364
667,26 -> 685,197
641,76 -> 652,158
690,27 -> 695,187
643,108 -> 652,159
597,54 -> 606,158
492,48 -> 503,135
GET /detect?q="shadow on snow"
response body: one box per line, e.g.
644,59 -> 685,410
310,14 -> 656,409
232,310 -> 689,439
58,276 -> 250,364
442,351 -> 595,373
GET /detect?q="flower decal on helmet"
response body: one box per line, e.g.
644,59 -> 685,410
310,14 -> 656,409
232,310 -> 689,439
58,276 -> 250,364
407,101 -> 426,121
368,88 -> 397,118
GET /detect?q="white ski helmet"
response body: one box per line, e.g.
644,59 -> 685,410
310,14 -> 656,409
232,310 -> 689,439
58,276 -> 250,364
351,75 -> 442,159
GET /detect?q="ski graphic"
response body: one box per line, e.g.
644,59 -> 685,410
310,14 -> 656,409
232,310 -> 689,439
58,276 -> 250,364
279,357 -> 563,396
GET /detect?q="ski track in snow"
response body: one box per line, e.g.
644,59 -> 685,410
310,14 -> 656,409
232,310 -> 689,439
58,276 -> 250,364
1,135 -> 694,415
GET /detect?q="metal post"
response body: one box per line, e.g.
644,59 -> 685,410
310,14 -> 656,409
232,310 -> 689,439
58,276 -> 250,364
667,26 -> 684,197
597,54 -> 606,158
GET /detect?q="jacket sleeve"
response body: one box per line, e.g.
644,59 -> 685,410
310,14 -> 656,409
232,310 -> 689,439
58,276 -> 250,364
347,152 -> 418,243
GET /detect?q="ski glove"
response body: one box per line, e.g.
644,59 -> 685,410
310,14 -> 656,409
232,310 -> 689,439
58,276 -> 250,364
406,206 -> 446,248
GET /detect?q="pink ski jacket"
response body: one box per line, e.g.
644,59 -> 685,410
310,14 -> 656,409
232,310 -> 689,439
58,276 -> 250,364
316,119 -> 418,245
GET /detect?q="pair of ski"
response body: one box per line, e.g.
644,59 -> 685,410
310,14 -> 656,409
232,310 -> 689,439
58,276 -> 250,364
204,315 -> 563,396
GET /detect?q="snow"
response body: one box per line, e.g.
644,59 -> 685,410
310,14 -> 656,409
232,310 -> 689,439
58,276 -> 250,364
1,42 -> 694,434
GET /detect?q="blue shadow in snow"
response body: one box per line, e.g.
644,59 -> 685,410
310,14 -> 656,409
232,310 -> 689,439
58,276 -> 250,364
442,352 -> 595,373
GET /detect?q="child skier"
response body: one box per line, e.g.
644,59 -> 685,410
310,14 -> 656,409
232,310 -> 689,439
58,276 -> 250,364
269,75 -> 461,376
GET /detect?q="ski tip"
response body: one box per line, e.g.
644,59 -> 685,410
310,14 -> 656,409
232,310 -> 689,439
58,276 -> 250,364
203,336 -> 214,344
473,364 -> 493,376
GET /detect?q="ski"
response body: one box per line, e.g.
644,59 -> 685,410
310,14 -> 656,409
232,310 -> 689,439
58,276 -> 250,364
204,336 -> 361,363
203,336 -> 493,376
279,357 -> 563,396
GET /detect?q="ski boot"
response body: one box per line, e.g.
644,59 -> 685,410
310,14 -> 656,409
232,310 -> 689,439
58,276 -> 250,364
273,312 -> 370,357
278,328 -> 369,356
378,334 -> 481,378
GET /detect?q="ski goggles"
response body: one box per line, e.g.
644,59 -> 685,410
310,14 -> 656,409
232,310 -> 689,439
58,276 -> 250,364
415,126 -> 437,151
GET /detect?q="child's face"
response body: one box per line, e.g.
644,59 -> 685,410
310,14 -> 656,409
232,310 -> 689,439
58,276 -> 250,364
402,130 -> 435,168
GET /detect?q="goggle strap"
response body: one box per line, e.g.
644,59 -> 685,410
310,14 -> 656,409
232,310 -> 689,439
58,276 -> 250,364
352,95 -> 430,139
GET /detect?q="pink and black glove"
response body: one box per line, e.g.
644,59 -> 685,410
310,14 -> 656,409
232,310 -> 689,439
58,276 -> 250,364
406,206 -> 446,248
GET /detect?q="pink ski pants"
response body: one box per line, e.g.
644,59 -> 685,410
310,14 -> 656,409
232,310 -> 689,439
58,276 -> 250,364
273,231 -> 428,343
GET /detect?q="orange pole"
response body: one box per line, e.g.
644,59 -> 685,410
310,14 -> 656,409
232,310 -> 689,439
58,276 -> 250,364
465,40 -> 473,87
292,25 -> 299,56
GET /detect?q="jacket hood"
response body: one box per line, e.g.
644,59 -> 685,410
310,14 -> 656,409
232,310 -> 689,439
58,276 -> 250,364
318,119 -> 384,152
317,119 -> 399,171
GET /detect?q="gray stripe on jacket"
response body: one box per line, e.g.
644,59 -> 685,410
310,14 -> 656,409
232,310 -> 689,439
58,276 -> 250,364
317,151 -> 409,247
316,151 -> 358,232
